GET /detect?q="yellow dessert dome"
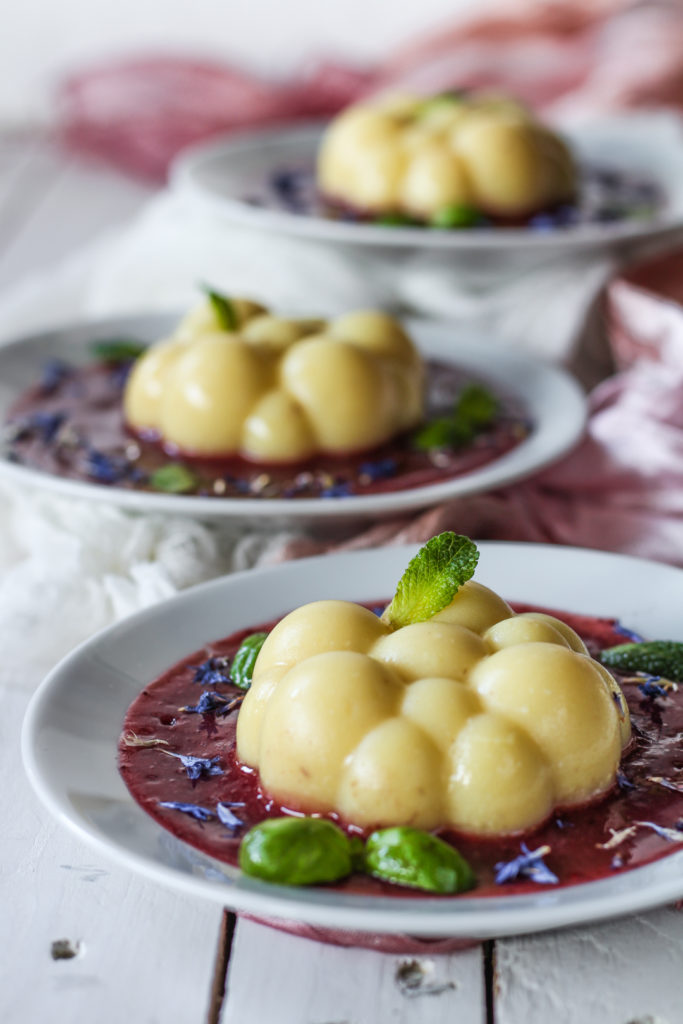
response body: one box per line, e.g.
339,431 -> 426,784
236,536 -> 630,836
123,295 -> 424,462
317,91 -> 576,222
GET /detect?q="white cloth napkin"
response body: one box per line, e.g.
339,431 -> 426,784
0,185 -> 662,679
87,191 -> 616,365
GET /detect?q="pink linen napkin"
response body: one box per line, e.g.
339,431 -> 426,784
265,250 -> 683,569
58,57 -> 373,180
57,1 -> 683,180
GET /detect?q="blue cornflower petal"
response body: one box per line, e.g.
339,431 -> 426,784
190,656 -> 232,686
635,821 -> 683,843
617,771 -> 635,791
158,801 -> 214,822
321,482 -> 352,498
358,458 -> 398,482
637,676 -> 669,699
529,213 -> 556,231
216,802 -> 246,832
164,751 -> 223,780
613,622 -> 645,644
39,360 -> 72,394
180,691 -> 232,714
22,411 -> 67,443
85,448 -> 130,484
494,843 -> 559,886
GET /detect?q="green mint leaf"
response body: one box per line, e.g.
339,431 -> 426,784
202,284 -> 238,331
89,338 -> 147,362
411,417 -> 457,451
411,384 -> 499,451
417,91 -> 467,119
454,383 -> 499,428
382,532 -> 479,630
429,203 -> 482,229
231,632 -> 268,691
601,641 -> 683,682
149,463 -> 198,494
373,212 -> 418,227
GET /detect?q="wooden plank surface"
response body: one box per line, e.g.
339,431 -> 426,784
221,920 -> 486,1024
0,130 -> 152,291
1,686 -> 225,1024
496,908 -> 683,1024
0,133 -> 227,1024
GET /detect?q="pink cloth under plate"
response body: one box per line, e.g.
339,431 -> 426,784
57,0 -> 683,180
269,253 -> 683,569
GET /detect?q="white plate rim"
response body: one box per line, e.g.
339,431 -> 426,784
170,119 -> 683,252
0,314 -> 586,521
21,541 -> 683,939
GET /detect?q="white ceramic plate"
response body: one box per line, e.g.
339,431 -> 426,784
22,542 -> 683,939
171,115 -> 683,254
0,314 -> 585,522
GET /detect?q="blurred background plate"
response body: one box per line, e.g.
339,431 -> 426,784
171,114 -> 683,255
0,313 -> 586,523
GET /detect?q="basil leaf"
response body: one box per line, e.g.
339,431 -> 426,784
231,632 -> 268,690
365,827 -> 476,893
239,818 -> 352,886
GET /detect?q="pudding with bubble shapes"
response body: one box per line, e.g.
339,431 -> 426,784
317,91 -> 576,224
237,577 -> 630,836
124,298 -> 424,463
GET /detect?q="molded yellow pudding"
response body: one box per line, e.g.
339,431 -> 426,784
236,581 -> 631,836
123,299 -> 424,461
317,92 -> 576,221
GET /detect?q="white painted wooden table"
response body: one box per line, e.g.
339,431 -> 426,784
1,131 -> 682,1024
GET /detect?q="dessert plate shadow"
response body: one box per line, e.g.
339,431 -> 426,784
0,314 -> 585,522
171,115 -> 683,254
22,542 -> 683,939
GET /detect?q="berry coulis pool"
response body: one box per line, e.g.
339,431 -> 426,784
118,604 -> 683,899
4,357 -> 527,500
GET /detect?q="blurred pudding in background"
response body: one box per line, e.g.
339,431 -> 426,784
317,91 -> 576,225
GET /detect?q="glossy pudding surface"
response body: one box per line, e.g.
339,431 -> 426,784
125,302 -> 424,461
317,92 -> 576,222
118,602 -> 683,897
237,582 -> 629,836
4,319 -> 528,500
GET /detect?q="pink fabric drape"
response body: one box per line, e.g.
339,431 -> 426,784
57,1 -> 683,181
268,257 -> 683,568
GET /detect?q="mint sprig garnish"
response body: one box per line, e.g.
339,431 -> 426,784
412,383 -> 499,451
416,91 -> 467,119
373,212 -> 418,227
601,641 -> 683,682
89,338 -> 147,362
201,284 -> 238,331
381,532 -> 479,630
149,463 -> 198,494
429,203 -> 482,229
